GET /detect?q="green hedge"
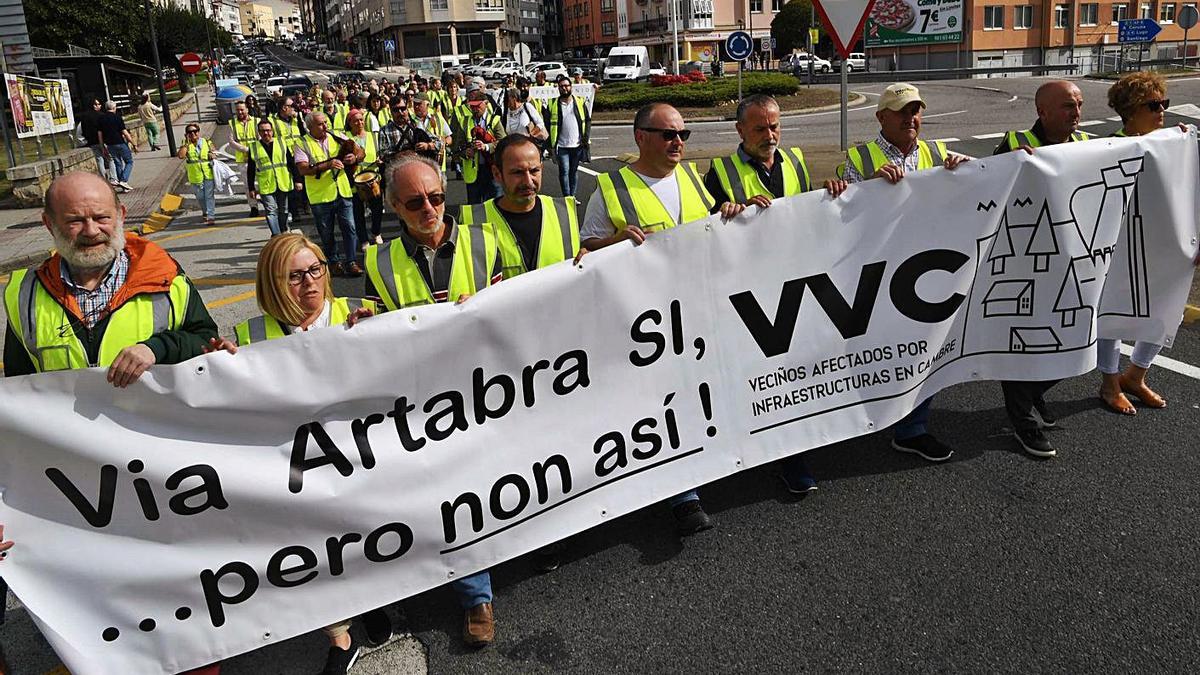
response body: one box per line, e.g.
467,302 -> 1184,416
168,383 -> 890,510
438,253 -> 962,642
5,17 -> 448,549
595,72 -> 801,111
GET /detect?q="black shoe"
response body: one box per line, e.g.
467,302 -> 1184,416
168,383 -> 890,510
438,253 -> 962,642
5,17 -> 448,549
1015,428 -> 1056,458
531,541 -> 565,573
779,455 -> 817,494
249,206 -> 259,217
672,499 -> 713,536
320,637 -> 360,675
891,434 -> 954,462
1031,401 -> 1058,429
361,608 -> 392,647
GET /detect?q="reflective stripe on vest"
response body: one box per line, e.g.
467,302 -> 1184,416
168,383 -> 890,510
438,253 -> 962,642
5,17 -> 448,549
231,117 -> 259,162
847,140 -> 947,177
548,96 -> 588,148
234,297 -> 375,345
302,135 -> 354,204
354,130 -> 378,165
4,268 -> 188,371
186,139 -> 214,184
463,112 -> 499,184
1005,129 -> 1095,150
273,116 -> 301,152
364,225 -> 497,311
251,140 -> 292,195
459,196 -> 579,277
712,147 -> 812,203
597,164 -> 715,232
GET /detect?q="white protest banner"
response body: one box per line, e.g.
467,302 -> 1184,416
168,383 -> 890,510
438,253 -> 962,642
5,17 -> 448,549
488,83 -> 596,114
0,131 -> 1196,674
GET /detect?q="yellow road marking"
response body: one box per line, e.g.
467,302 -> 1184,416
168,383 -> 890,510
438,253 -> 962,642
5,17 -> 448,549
150,217 -> 264,244
206,289 -> 257,309
41,666 -> 70,675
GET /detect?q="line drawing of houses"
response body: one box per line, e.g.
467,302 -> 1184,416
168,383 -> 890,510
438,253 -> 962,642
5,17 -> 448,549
983,279 -> 1034,317
1010,327 -> 1062,353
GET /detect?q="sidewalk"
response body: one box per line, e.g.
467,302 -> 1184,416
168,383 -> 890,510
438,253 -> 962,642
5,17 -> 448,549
0,88 -> 220,274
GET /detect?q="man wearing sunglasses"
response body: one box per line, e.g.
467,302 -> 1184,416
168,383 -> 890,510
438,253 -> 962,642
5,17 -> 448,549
294,111 -> 364,277
581,102 -> 745,536
990,80 -> 1095,460
547,74 -> 591,197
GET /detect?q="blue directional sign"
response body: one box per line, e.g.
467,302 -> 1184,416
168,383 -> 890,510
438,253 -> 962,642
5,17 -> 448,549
1118,18 -> 1163,43
726,30 -> 753,61
383,39 -> 396,53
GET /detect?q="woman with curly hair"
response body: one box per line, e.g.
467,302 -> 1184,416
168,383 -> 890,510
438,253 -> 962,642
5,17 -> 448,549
1098,71 -> 1181,414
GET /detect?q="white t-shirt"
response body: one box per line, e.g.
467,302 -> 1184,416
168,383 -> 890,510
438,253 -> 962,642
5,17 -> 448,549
505,102 -> 546,137
581,169 -> 680,241
556,98 -> 582,149
287,300 -> 332,333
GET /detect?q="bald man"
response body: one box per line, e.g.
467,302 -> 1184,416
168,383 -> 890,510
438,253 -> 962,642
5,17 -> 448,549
3,172 -> 218,384
992,80 -> 1096,459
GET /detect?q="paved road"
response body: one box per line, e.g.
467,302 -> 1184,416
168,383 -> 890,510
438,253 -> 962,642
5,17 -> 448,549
5,75 -> 1200,674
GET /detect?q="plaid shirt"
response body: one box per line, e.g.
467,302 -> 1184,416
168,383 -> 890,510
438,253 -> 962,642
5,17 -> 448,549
378,120 -> 421,158
60,250 -> 129,328
844,132 -> 928,184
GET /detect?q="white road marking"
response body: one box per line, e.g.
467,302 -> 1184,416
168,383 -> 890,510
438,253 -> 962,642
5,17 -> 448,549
973,132 -> 1006,139
1007,95 -> 1019,103
923,110 -> 967,119
577,165 -> 600,176
971,86 -> 1004,93
930,137 -> 960,142
1078,120 -> 1105,126
590,136 -> 610,140
1120,343 -> 1200,381
1167,103 -> 1200,119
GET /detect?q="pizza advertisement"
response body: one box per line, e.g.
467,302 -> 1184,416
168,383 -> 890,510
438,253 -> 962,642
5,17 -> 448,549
865,0 -> 963,46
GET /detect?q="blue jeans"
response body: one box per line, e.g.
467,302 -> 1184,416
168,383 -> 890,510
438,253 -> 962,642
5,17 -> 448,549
555,146 -> 582,196
466,176 -> 502,204
107,143 -> 133,183
450,571 -> 492,609
260,190 -> 291,236
311,197 -> 358,264
192,179 -> 215,219
90,144 -> 116,182
893,397 -> 933,441
667,490 -> 699,508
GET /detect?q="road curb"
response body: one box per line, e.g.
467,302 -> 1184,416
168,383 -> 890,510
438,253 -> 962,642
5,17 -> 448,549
591,93 -> 867,127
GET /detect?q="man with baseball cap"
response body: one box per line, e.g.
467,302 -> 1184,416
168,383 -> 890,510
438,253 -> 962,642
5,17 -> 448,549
836,82 -> 969,464
453,77 -> 506,204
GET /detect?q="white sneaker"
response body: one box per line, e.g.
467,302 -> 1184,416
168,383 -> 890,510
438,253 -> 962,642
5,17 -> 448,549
118,181 -> 133,190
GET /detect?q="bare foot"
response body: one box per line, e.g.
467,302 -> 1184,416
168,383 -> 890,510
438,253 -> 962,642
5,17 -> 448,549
1120,374 -> 1166,408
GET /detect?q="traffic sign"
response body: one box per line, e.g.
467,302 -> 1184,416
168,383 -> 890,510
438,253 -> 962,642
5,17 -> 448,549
513,42 -> 532,67
1118,18 -> 1162,43
813,0 -> 876,60
1179,4 -> 1198,29
178,52 -> 203,75
383,39 -> 396,53
761,37 -> 771,52
726,30 -> 753,61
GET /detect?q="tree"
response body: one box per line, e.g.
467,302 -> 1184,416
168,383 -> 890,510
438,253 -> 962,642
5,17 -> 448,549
771,0 -> 822,57
27,0 -> 145,59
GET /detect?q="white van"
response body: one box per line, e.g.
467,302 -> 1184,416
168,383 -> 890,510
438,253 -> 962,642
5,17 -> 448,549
603,46 -> 651,83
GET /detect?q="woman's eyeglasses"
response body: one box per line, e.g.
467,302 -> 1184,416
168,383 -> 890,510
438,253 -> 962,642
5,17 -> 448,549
1145,99 -> 1170,113
638,127 -> 692,142
400,192 -> 446,212
287,262 -> 327,286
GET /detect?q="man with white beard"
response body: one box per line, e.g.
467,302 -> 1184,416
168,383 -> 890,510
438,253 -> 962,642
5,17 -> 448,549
3,171 -> 219,385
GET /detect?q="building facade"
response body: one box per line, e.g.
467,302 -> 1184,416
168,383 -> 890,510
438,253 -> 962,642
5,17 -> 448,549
337,0 -> 507,61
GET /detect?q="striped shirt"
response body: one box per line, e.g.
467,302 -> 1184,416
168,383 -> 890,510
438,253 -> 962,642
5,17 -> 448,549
60,250 -> 129,328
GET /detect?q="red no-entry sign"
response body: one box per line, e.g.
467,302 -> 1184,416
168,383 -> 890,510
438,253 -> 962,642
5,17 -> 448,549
179,52 -> 203,75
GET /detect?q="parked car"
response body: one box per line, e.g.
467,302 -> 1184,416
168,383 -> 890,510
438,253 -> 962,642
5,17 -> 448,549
524,61 -> 569,81
648,62 -> 667,77
478,59 -> 518,80
564,58 -> 599,78
466,57 -> 505,77
835,52 -> 867,72
788,53 -> 833,74
680,60 -> 708,75
265,76 -> 287,96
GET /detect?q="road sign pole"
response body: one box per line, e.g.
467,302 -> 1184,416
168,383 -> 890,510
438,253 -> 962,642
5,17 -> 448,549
193,74 -> 201,124
145,0 -> 177,156
738,59 -> 743,102
840,63 -> 848,151
1185,28 -> 1191,68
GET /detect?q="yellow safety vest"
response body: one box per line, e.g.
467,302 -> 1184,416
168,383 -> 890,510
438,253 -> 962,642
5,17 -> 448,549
185,139 -> 214,184
596,164 -> 715,232
234,297 -> 377,345
3,268 -> 191,371
462,111 -> 503,184
1003,129 -> 1095,150
230,116 -> 259,163
458,195 -> 579,278
250,140 -> 292,195
844,139 -> 948,179
711,147 -> 812,203
302,135 -> 354,204
547,95 -> 589,148
368,109 -> 391,130
353,130 -> 378,166
363,223 -> 499,311
273,116 -> 301,152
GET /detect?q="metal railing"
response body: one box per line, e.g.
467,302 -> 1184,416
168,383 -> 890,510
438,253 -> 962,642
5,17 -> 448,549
792,63 -> 1081,85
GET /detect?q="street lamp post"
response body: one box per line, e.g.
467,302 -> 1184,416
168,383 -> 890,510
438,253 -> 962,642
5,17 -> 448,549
671,0 -> 680,74
143,0 -> 178,155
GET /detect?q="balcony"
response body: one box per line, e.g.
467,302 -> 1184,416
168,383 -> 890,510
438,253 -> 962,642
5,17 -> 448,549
629,17 -> 668,34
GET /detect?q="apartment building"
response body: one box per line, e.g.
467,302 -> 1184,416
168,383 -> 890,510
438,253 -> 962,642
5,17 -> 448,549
563,0 -> 776,65
337,0 -> 507,61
